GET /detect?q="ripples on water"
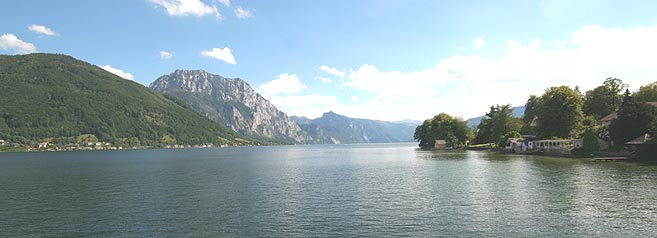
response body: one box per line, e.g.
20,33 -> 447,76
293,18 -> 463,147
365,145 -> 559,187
1,143 -> 656,237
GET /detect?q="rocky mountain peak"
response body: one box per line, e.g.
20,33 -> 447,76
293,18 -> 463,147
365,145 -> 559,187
322,111 -> 344,118
150,69 -> 218,95
149,69 -> 312,144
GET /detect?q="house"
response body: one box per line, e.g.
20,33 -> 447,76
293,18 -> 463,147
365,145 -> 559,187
38,142 -> 49,148
626,133 -> 653,146
529,116 -> 539,127
506,138 -> 530,153
0,139 -> 5,146
505,136 -> 538,153
625,133 -> 656,159
532,139 -> 583,155
599,112 -> 618,127
434,140 -> 447,150
506,137 -> 584,155
599,102 -> 657,127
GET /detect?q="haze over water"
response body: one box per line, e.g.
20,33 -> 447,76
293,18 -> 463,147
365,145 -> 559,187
1,143 -> 656,237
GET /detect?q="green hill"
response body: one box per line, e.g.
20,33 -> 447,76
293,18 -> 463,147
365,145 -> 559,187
0,53 -> 244,148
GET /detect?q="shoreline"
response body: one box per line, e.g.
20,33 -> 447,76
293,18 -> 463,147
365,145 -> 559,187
429,146 -> 642,162
0,143 -> 240,153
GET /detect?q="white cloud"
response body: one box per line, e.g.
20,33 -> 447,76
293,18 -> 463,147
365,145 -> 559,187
266,94 -> 341,119
201,47 -> 236,64
28,24 -> 58,36
258,73 -> 307,96
337,96 -> 447,122
317,77 -> 332,83
334,24 -> 657,121
149,0 -> 219,17
100,65 -> 134,80
160,51 -> 173,59
0,34 -> 37,54
528,38 -> 542,49
216,0 -> 229,7
344,64 -> 440,98
319,65 -> 346,78
234,6 -> 253,18
474,36 -> 485,49
261,24 -> 657,122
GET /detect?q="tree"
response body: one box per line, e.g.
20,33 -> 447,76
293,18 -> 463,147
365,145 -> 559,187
634,82 -> 657,102
534,86 -> 584,139
521,95 -> 539,135
475,104 -> 522,146
609,90 -> 657,145
414,113 -> 473,148
583,77 -> 627,119
161,134 -> 177,146
76,134 -> 98,145
571,127 -> 601,156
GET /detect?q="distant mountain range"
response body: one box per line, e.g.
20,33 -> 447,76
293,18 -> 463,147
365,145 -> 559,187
394,119 -> 423,125
292,112 -> 417,144
465,106 -> 525,128
149,69 -> 418,144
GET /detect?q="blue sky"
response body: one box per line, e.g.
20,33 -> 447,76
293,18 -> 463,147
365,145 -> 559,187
2,0 -> 657,121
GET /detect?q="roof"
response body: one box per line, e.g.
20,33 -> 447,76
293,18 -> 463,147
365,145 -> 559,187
533,139 -> 583,143
507,138 -> 522,143
599,112 -> 618,122
529,116 -> 539,126
625,133 -> 654,145
434,140 -> 447,144
598,102 -> 656,123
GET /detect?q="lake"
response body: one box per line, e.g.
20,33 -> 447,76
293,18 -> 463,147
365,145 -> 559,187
1,143 -> 656,237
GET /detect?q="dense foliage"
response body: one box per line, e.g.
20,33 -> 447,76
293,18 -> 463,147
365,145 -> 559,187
633,82 -> 657,102
520,95 -> 539,135
516,78 -> 656,152
583,77 -> 627,119
608,90 -> 657,145
0,53 -> 244,147
414,113 -> 472,148
532,86 -> 584,139
474,104 -> 522,146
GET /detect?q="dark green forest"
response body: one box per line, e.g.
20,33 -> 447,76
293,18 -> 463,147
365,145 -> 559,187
0,53 -> 248,149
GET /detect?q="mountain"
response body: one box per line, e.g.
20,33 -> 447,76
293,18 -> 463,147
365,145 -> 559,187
0,53 -> 243,147
465,106 -> 525,128
395,119 -> 423,125
292,111 -> 417,144
149,70 -> 310,144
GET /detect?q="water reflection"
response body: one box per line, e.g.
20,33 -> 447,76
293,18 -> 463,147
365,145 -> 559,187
1,145 -> 656,237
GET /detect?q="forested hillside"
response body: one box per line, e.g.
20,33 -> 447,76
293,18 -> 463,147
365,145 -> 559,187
0,53 -> 245,148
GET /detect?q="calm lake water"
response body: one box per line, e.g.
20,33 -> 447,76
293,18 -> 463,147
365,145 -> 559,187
1,143 -> 656,237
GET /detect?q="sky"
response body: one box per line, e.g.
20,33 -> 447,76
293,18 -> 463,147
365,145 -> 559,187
2,0 -> 657,122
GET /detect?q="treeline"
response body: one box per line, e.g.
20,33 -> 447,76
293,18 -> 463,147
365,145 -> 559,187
415,78 -> 657,151
414,113 -> 472,148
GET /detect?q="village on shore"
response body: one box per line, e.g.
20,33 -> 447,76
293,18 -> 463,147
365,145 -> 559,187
415,78 -> 657,161
0,139 -> 232,153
